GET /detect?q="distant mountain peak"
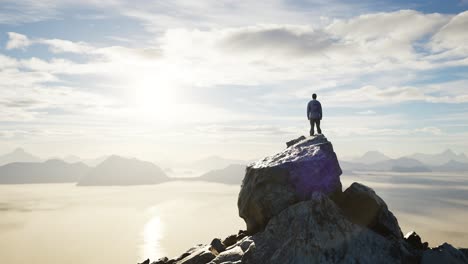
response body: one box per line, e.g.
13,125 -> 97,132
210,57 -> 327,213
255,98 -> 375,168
103,155 -> 134,163
442,149 -> 456,155
13,147 -> 26,153
363,150 -> 387,156
352,150 -> 390,164
44,159 -> 67,165
107,154 -> 125,160
78,155 -> 168,186
0,147 -> 41,166
408,148 -> 468,166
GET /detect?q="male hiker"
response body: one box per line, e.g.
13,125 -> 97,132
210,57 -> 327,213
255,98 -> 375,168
307,93 -> 322,136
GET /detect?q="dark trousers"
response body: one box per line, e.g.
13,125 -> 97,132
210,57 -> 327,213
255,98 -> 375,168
310,119 -> 321,136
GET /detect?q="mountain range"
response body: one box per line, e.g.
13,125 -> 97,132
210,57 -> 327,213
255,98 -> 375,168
408,149 -> 468,166
0,148 -> 41,166
77,155 -> 169,186
342,149 -> 468,173
188,164 -> 246,184
0,148 -> 467,185
0,159 -> 90,184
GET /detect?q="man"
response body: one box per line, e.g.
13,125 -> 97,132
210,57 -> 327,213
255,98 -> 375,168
307,93 -> 322,136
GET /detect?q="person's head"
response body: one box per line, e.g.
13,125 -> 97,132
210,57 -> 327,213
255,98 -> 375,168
312,93 -> 317,99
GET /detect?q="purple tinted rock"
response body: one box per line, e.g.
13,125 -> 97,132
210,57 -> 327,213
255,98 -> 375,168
238,135 -> 342,234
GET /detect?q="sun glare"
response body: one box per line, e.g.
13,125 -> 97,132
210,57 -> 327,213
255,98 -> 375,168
129,67 -> 180,121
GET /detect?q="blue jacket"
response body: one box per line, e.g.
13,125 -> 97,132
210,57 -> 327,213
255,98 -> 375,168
307,99 -> 322,120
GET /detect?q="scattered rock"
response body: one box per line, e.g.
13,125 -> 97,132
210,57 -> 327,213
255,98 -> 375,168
138,259 -> 150,264
404,231 -> 428,250
151,257 -> 169,264
209,238 -> 226,255
209,246 -> 244,264
236,230 -> 248,241
285,135 -> 306,147
174,245 -> 215,264
222,234 -> 238,248
421,243 -> 468,264
238,135 -> 342,234
335,182 -> 402,239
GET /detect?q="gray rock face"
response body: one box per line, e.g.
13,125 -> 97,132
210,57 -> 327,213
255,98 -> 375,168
404,231 -> 428,251
334,182 -> 403,239
239,194 -> 406,264
209,238 -> 225,255
238,135 -> 342,234
461,248 -> 468,258
421,243 -> 468,264
168,245 -> 215,264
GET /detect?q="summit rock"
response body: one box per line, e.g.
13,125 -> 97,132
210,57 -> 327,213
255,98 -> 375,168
238,135 -> 342,234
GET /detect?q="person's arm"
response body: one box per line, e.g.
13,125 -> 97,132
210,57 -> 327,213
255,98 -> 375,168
319,102 -> 322,120
306,102 -> 310,119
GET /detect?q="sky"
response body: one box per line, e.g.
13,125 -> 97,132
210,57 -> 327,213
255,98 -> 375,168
0,0 -> 468,162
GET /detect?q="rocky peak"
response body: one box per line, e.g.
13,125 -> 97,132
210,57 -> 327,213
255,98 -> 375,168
143,136 -> 468,264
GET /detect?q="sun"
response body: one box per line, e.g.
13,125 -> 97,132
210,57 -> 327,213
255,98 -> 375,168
129,68 -> 180,122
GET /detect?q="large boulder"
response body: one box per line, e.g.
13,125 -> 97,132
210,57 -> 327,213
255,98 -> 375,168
334,182 -> 403,239
238,135 -> 342,234
212,194 -> 409,264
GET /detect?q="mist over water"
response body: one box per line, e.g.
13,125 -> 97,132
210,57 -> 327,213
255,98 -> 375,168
0,172 -> 467,264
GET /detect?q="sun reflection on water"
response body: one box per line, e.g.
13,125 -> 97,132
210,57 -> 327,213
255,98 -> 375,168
141,210 -> 164,261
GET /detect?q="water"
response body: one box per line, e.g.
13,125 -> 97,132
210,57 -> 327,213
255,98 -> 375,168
1,173 -> 467,264
0,182 -> 245,264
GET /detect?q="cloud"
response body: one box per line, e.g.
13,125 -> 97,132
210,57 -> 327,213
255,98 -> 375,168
38,39 -> 95,54
325,83 -> 468,106
330,127 -> 443,137
1,9 -> 468,160
5,32 -> 95,54
220,26 -> 332,57
430,11 -> 468,57
5,32 -> 31,50
0,0 -> 59,24
415,126 -> 443,135
0,54 -> 18,68
357,110 -> 376,115
327,10 -> 447,43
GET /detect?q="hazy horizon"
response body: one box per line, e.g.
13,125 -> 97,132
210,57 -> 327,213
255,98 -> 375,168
0,146 -> 466,169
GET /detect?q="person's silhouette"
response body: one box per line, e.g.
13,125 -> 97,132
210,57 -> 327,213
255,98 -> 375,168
307,93 -> 322,136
